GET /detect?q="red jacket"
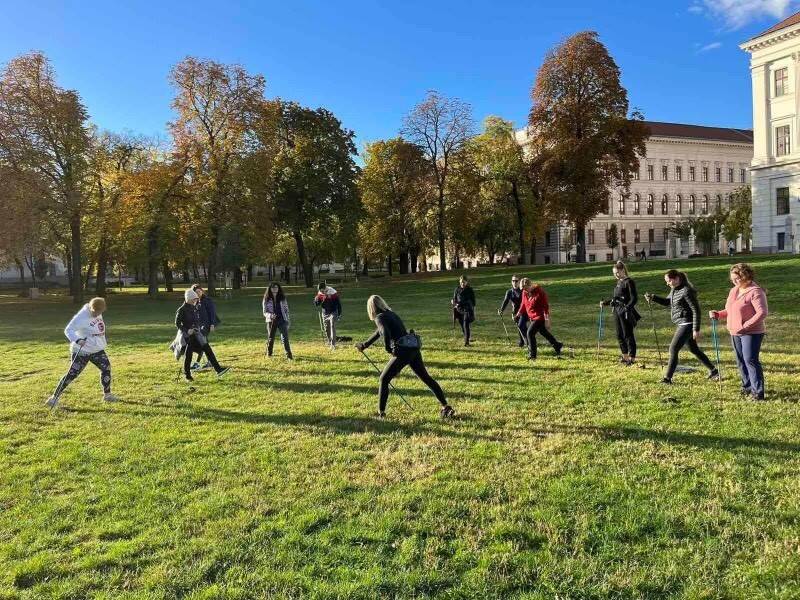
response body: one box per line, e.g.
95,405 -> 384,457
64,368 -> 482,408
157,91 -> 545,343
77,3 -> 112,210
516,287 -> 549,321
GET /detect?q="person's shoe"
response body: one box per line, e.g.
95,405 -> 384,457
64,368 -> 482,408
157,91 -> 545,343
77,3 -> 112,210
553,342 -> 564,357
518,341 -> 525,348
45,395 -> 58,409
375,411 -> 386,420
740,387 -> 752,398
751,394 -> 766,401
464,341 -> 470,347
200,362 -> 212,371
618,356 -> 628,364
286,354 -> 294,360
103,392 -> 120,402
440,405 -> 456,419
216,367 -> 230,378
527,355 -> 537,361
184,374 -> 194,382
660,377 -> 673,385
190,362 -> 201,371
707,369 -> 720,381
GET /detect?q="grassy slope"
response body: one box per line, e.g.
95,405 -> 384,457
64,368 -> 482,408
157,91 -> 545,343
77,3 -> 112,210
0,255 -> 799,599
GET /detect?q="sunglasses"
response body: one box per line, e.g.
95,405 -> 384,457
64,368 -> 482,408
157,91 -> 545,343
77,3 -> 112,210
511,279 -> 519,283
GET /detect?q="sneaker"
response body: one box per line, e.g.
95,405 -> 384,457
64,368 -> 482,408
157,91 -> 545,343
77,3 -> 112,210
286,355 -> 294,360
707,370 -> 720,381
200,362 -> 212,371
553,342 -> 564,357
527,355 -> 537,361
216,367 -> 230,378
739,387 -> 752,397
190,362 -> 201,371
440,405 -> 456,419
518,341 -> 526,348
184,374 -> 194,382
103,393 -> 120,402
375,411 -> 386,420
45,395 -> 58,409
660,377 -> 673,385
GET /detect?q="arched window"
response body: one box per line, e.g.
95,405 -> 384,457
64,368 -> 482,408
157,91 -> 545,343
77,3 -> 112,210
675,195 -> 682,215
618,194 -> 626,215
661,194 -> 668,215
702,195 -> 709,214
689,195 -> 696,214
647,194 -> 654,215
633,194 -> 641,215
716,194 -> 722,211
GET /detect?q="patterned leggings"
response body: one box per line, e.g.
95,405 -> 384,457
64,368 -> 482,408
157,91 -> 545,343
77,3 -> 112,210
52,350 -> 112,400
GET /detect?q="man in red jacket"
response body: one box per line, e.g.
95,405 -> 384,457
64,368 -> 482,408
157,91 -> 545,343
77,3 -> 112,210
515,277 -> 564,360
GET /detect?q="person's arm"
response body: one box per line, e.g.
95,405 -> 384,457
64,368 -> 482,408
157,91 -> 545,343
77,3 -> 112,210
64,311 -> 86,345
262,297 -> 269,317
649,294 -> 669,306
283,300 -> 291,327
469,287 -> 476,307
175,306 -> 187,333
499,290 -> 511,313
208,298 -> 220,326
334,296 -> 342,317
313,293 -> 323,307
541,291 -> 550,319
359,315 -> 384,351
741,289 -> 768,330
686,290 -> 702,333
625,279 -> 638,310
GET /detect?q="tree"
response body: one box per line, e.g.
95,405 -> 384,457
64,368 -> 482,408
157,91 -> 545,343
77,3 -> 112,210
607,223 -> 619,259
358,138 -> 430,274
402,90 -> 474,271
0,52 -> 91,302
529,31 -> 648,263
250,101 -> 359,287
667,210 -> 726,256
170,57 -> 265,295
724,186 -> 752,249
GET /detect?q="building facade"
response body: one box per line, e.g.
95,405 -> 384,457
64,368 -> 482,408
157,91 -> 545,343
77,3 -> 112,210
741,12 -> 800,254
527,122 -> 753,264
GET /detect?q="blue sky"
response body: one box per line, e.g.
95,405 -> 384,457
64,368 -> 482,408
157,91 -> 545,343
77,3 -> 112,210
1,0 -> 797,149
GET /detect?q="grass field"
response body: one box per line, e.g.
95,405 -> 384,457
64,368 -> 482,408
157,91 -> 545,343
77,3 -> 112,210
1,255 -> 799,599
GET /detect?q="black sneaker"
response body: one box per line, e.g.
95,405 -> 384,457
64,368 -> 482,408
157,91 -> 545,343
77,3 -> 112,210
216,367 -> 230,379
553,342 -> 564,357
527,355 -> 537,361
660,377 -> 672,385
440,405 -> 456,419
184,374 -> 194,382
707,370 -> 720,381
375,411 -> 386,420
740,387 -> 752,397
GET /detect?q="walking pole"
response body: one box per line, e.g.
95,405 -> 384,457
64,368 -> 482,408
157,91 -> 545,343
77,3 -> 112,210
497,312 -> 512,346
358,349 -> 414,410
647,298 -> 664,369
711,317 -> 723,391
451,305 -> 456,339
596,304 -> 605,359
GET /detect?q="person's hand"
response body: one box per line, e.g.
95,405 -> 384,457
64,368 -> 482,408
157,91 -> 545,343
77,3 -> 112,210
599,301 -> 605,308
77,338 -> 87,347
693,330 -> 700,341
187,328 -> 195,335
210,324 -> 215,332
497,309 -> 502,316
709,311 -> 719,320
513,315 -> 520,323
355,342 -> 365,352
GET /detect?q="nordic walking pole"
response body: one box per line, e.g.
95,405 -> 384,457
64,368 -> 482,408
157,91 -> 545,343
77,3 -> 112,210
647,298 -> 664,369
596,304 -> 605,359
711,317 -> 723,391
358,349 -> 414,410
497,312 -> 512,346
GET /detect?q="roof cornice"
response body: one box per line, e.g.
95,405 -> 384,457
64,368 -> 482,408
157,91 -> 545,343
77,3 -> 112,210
741,23 -> 800,52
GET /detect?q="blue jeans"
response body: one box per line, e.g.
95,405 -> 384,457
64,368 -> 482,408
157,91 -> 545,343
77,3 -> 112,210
731,333 -> 765,399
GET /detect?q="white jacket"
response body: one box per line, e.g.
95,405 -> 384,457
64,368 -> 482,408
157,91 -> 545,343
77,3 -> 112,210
64,304 -> 108,355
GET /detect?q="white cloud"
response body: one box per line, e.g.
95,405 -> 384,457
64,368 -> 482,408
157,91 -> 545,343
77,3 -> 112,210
698,41 -> 724,51
695,0 -> 797,29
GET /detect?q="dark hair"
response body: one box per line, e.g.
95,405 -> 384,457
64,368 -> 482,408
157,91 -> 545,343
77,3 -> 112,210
318,282 -> 327,291
664,269 -> 694,290
191,283 -> 202,291
264,282 -> 285,304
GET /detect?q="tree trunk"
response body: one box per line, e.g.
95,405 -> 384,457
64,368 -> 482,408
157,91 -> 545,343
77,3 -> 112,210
162,260 -> 174,292
437,188 -> 447,271
147,226 -> 160,297
575,222 -> 587,263
352,248 -> 359,282
410,247 -> 419,273
511,183 -> 526,263
206,227 -> 219,296
15,258 -> 25,284
246,264 -> 253,282
182,260 -> 190,284
292,231 -> 313,287
399,251 -> 409,275
70,213 -> 83,304
192,261 -> 200,282
387,255 -> 393,276
529,234 -> 537,265
95,236 -> 108,297
233,266 -> 242,289
362,260 -> 369,276
84,259 -> 95,293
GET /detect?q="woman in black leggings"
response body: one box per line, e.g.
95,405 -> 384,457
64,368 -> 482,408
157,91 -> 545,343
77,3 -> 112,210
645,269 -> 719,385
356,295 -> 455,419
600,261 -> 640,365
452,275 -> 476,346
175,289 -> 230,382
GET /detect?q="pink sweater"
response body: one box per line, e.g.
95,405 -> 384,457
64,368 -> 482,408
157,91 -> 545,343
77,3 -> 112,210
717,285 -> 768,335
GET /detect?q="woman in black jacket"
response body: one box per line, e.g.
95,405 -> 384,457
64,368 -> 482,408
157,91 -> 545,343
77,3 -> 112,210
600,261 -> 640,365
175,289 -> 230,382
452,275 -> 476,346
356,295 -> 455,419
644,270 -> 718,384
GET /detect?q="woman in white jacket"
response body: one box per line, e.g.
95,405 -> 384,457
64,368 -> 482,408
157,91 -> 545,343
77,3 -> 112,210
262,282 -> 293,359
46,297 -> 118,408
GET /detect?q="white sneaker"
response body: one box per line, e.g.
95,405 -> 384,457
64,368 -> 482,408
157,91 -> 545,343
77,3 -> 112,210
103,392 -> 120,402
45,395 -> 58,409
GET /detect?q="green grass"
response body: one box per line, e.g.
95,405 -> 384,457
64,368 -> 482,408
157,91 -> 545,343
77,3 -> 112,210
1,255 -> 799,599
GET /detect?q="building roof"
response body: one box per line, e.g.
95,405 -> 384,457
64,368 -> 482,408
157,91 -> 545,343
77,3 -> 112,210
750,10 -> 800,40
644,121 -> 753,143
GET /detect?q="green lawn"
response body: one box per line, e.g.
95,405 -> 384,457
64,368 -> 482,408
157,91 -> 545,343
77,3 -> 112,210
1,255 -> 799,599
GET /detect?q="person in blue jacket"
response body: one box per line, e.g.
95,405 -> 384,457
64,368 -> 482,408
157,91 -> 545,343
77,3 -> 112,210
191,283 -> 221,370
498,274 -> 526,347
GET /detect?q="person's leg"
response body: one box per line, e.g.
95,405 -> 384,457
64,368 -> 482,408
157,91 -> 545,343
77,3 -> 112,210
202,343 -> 223,372
184,341 -> 197,377
87,351 -> 112,394
464,313 -> 472,344
378,355 -> 407,413
742,334 -> 765,399
408,352 -> 448,407
267,321 -> 277,356
537,321 -> 561,351
326,315 -> 337,348
731,335 -> 750,392
516,314 -> 527,347
614,313 -> 628,357
665,325 -> 691,380
626,319 -> 637,360
51,353 -> 90,401
686,336 -> 716,373
526,320 -> 539,359
279,322 -> 292,358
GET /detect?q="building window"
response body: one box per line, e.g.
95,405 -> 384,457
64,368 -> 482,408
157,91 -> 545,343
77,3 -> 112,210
777,187 -> 790,215
778,232 -> 786,250
675,165 -> 682,181
740,168 -> 746,183
775,67 -> 788,97
702,194 -> 709,214
661,165 -> 668,181
621,229 -> 627,243
689,166 -> 696,181
634,228 -> 641,243
727,168 -> 734,183
633,194 -> 640,215
589,254 -> 596,262
702,166 -> 709,182
545,231 -> 552,246
648,228 -> 655,243
661,194 -> 668,215
776,125 -> 791,156
633,169 -> 639,180
689,194 -> 696,214
715,167 -> 721,182
716,194 -> 722,211
606,253 -> 613,261
647,194 -> 654,215
618,194 -> 626,215
588,229 -> 595,245
663,228 -> 669,241
675,195 -> 682,215
647,164 -> 654,180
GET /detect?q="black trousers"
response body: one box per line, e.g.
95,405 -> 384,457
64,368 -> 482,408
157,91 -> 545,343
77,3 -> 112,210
266,320 -> 292,358
665,324 -> 715,380
614,312 -> 637,358
526,319 -> 560,359
184,337 -> 222,376
378,350 -> 447,412
454,308 -> 474,343
194,326 -> 211,363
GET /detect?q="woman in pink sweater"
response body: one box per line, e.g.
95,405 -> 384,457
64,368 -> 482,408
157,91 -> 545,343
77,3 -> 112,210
709,263 -> 768,400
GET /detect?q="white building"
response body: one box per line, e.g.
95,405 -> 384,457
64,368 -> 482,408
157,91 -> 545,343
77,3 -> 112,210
741,12 -> 800,254
525,122 -> 753,264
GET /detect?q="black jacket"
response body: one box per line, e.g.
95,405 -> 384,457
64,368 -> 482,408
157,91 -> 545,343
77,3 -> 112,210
197,297 -> 221,330
604,277 -> 640,323
500,287 -> 523,314
362,309 -> 409,355
453,285 -> 476,313
651,284 -> 702,332
175,303 -> 202,335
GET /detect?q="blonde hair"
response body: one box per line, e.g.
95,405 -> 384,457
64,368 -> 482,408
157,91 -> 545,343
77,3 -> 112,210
730,262 -> 755,283
89,297 -> 106,313
519,277 -> 532,288
613,261 -> 629,277
366,295 -> 391,320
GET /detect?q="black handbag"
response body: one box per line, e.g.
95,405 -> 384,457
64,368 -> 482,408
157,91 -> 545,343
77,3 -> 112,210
394,329 -> 422,351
